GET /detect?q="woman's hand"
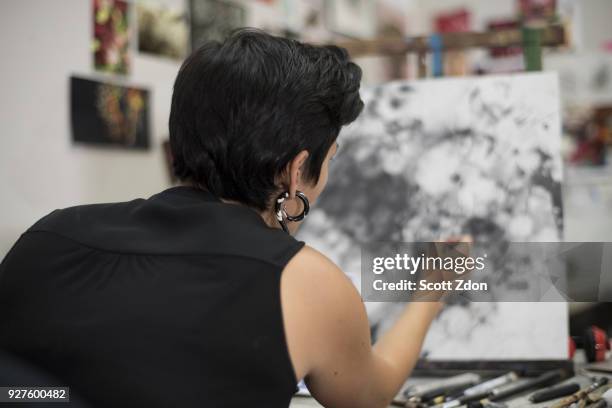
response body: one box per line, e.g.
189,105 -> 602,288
411,235 -> 474,302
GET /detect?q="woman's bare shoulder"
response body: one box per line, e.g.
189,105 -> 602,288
280,244 -> 367,382
285,244 -> 343,279
282,244 -> 359,303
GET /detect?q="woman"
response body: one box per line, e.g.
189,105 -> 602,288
0,29 -> 442,407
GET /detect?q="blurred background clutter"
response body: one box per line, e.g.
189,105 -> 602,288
0,0 -> 611,340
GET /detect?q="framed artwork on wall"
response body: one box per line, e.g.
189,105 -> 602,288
137,2 -> 189,60
92,0 -> 131,75
70,76 -> 150,150
189,0 -> 246,50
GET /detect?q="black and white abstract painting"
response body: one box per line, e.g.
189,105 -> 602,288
297,72 -> 568,361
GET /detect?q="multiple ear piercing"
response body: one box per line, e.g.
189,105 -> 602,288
275,191 -> 310,234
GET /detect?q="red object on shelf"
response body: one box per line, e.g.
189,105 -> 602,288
592,325 -> 611,363
569,337 -> 576,359
434,9 -> 470,33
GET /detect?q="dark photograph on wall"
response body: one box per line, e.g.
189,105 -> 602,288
189,0 -> 245,49
70,76 -> 150,149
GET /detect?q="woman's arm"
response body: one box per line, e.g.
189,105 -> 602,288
281,246 -> 442,408
371,301 -> 443,396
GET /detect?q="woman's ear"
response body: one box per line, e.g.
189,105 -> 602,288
287,150 -> 309,199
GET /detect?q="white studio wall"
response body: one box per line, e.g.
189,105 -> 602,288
0,0 -> 181,257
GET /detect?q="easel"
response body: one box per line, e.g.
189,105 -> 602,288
335,24 -> 568,78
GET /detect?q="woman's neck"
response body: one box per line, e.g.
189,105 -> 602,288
178,181 -> 282,231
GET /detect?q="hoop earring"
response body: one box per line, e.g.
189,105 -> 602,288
275,191 -> 310,234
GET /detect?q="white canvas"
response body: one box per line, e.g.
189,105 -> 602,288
297,72 -> 569,361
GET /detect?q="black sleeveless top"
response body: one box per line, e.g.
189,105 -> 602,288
0,186 -> 305,407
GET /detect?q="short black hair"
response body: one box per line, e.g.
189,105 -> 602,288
169,28 -> 364,211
